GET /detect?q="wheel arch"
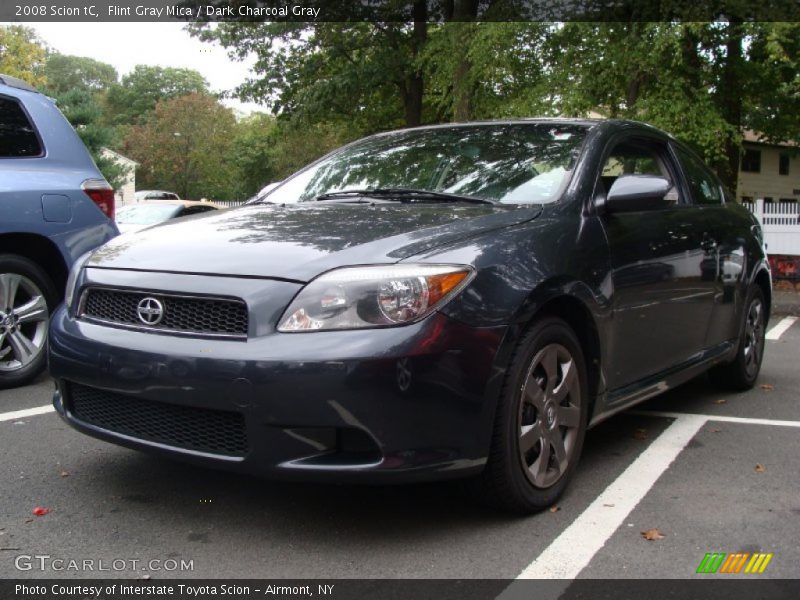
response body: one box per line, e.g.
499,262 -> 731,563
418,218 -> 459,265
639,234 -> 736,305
485,281 -> 608,435
0,232 -> 68,300
752,266 -> 772,323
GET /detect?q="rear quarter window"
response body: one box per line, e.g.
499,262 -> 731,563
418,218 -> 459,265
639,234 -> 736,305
0,95 -> 43,158
675,145 -> 723,205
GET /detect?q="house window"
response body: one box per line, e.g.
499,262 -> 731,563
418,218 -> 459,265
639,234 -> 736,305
741,149 -> 761,173
779,153 -> 790,176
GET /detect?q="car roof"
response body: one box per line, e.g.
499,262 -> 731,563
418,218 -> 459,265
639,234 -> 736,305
371,117 -> 673,139
0,74 -> 39,93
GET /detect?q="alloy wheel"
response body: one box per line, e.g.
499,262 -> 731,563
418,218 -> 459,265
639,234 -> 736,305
743,298 -> 765,379
0,273 -> 49,373
518,343 -> 582,489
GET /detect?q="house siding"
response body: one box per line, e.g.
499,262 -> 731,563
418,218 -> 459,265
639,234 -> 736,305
737,143 -> 800,202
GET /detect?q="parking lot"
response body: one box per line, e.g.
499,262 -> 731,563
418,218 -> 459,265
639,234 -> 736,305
0,315 -> 798,582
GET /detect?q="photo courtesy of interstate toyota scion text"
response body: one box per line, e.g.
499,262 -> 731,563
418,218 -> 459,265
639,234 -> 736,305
48,119 -> 770,513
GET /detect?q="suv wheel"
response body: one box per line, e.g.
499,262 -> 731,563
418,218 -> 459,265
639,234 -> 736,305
0,255 -> 57,390
476,317 -> 589,513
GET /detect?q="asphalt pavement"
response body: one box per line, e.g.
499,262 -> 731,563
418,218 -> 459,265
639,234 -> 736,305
0,316 -> 798,582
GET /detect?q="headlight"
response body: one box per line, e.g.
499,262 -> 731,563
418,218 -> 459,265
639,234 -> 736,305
64,251 -> 92,313
277,264 -> 474,332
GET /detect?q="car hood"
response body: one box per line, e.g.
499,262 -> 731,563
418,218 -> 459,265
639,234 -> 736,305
88,202 -> 543,282
116,223 -> 150,235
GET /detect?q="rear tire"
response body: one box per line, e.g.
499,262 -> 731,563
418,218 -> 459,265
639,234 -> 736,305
0,254 -> 57,390
474,317 -> 589,513
709,286 -> 766,391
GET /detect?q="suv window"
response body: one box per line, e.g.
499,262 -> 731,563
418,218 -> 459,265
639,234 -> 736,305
675,146 -> 723,206
0,96 -> 42,158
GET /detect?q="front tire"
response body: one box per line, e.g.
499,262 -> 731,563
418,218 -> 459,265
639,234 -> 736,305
476,317 -> 589,513
709,286 -> 766,391
0,255 -> 57,390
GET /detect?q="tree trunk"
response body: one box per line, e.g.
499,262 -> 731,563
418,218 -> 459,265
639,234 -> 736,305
718,20 -> 744,194
402,5 -> 426,127
450,0 -> 479,122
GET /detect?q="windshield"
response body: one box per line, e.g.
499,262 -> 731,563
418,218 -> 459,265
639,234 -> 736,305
116,204 -> 180,225
262,123 -> 588,205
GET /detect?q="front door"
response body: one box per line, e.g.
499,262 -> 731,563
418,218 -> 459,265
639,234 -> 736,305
598,136 -> 716,391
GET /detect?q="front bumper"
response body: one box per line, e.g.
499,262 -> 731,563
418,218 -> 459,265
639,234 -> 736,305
49,296 -> 506,483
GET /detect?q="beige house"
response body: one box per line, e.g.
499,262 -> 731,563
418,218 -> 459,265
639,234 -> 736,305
100,147 -> 138,206
737,131 -> 799,203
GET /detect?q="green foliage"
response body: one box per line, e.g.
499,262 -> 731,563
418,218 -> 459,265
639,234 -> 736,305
43,54 -> 118,95
189,21 -> 425,133
191,20 -> 800,194
122,93 -> 238,200
104,65 -> 210,126
0,25 -> 47,88
227,112 -> 276,198
54,88 -> 129,190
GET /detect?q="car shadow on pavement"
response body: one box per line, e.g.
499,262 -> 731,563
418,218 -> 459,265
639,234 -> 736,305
76,411 -> 672,543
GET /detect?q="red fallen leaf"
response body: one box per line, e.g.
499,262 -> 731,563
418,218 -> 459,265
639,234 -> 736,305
59,471 -> 69,478
709,427 -> 722,433
640,528 -> 666,541
713,398 -> 727,404
549,505 -> 560,513
759,384 -> 774,391
32,507 -> 49,517
755,464 -> 766,473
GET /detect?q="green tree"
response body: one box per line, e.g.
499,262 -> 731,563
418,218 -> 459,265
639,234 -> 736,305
0,25 -> 47,87
43,54 -> 118,95
122,93 -> 238,200
193,17 -> 800,194
532,21 -> 800,193
55,88 -> 129,190
228,112 -> 276,199
105,65 -> 210,126
189,4 -> 431,132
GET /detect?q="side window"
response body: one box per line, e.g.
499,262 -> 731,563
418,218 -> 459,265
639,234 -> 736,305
675,147 -> 723,206
0,96 -> 43,158
598,138 -> 678,207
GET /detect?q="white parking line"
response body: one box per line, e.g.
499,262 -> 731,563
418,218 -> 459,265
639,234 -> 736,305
631,410 -> 800,428
512,413 -> 707,581
0,404 -> 55,423
766,316 -> 797,340
502,408 -> 798,593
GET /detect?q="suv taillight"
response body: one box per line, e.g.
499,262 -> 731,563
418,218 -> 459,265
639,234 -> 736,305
81,179 -> 115,220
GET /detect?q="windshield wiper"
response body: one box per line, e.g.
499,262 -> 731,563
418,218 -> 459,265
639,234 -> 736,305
313,188 -> 496,205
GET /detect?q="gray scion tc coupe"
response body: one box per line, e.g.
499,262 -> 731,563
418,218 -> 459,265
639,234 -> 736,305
48,119 -> 770,512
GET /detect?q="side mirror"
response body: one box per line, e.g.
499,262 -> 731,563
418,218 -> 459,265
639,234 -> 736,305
603,175 -> 672,213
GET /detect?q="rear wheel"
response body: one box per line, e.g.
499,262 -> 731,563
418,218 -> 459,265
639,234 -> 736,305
476,317 -> 588,513
709,286 -> 766,391
0,255 -> 57,390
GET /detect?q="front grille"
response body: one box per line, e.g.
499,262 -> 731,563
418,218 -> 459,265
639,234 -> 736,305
81,288 -> 248,337
67,383 -> 249,457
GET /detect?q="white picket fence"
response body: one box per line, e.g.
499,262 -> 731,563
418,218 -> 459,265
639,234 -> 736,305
742,199 -> 800,256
